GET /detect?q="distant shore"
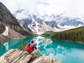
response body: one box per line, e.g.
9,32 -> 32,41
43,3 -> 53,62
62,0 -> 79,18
51,38 -> 84,44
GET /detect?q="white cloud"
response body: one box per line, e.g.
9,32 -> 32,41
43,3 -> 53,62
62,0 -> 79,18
0,0 -> 84,19
15,10 -> 29,19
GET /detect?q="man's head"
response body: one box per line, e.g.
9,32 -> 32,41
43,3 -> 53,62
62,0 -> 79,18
31,40 -> 34,43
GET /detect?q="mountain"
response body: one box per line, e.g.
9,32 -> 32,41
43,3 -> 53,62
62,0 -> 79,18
0,2 -> 25,35
14,9 -> 84,35
0,2 -> 33,44
15,10 -> 59,34
51,26 -> 84,44
60,18 -> 83,26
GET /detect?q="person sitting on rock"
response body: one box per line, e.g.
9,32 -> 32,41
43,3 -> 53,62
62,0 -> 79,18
26,40 -> 43,58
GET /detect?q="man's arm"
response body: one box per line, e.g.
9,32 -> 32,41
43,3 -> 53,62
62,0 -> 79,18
33,45 -> 37,49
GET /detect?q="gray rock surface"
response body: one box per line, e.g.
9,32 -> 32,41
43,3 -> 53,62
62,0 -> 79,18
0,2 -> 24,35
0,2 -> 33,44
0,49 -> 62,63
0,2 -> 33,37
8,27 -> 25,39
0,26 -> 25,45
0,34 -> 8,45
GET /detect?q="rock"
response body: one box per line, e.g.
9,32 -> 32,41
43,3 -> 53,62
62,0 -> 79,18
0,24 -> 5,34
19,55 -> 32,63
44,21 -> 58,28
0,2 -> 24,35
0,2 -> 33,37
0,34 -> 8,45
0,2 -> 33,44
29,56 -> 62,63
8,27 -> 25,39
0,56 -> 8,63
0,49 -> 32,63
0,49 -> 62,63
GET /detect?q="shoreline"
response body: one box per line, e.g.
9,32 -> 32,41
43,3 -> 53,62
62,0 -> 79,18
0,35 -> 36,45
51,38 -> 84,44
0,37 -> 27,45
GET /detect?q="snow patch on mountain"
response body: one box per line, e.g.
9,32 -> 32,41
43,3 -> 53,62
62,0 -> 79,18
14,10 -> 84,34
2,26 -> 9,36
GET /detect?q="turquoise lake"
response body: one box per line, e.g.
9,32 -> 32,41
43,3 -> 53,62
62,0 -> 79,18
0,36 -> 84,63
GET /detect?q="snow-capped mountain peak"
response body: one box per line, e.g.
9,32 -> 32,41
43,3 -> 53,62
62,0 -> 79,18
14,9 -> 84,35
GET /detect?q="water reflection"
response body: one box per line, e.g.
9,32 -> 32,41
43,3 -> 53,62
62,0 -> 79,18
0,36 -> 84,63
53,40 -> 84,50
3,42 -> 9,50
0,44 -> 6,56
32,36 -> 84,63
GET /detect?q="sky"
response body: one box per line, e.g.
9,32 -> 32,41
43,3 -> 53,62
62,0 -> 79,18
0,0 -> 84,19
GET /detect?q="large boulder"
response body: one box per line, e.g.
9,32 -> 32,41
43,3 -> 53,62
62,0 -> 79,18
0,49 -> 62,63
29,56 -> 62,63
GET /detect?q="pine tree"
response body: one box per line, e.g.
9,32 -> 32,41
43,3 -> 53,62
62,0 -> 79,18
22,38 -> 25,51
19,38 -> 25,51
19,44 -> 23,50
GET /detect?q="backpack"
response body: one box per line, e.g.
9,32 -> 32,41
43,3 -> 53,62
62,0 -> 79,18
25,43 -> 31,52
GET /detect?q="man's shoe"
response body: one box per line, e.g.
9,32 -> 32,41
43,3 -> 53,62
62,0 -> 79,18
33,55 -> 37,58
40,55 -> 43,56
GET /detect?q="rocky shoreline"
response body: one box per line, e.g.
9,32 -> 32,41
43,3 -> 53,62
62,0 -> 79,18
0,49 -> 62,63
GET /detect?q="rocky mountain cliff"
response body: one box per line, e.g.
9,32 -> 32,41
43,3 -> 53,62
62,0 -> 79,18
0,2 -> 33,44
0,2 -> 25,35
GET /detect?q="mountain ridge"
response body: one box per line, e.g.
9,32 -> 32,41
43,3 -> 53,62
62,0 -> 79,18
14,9 -> 84,34
0,2 -> 33,44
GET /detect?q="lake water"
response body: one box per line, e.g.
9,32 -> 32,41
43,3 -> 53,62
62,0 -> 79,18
0,36 -> 84,63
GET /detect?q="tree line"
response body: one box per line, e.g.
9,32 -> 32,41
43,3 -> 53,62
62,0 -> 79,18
51,26 -> 84,43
